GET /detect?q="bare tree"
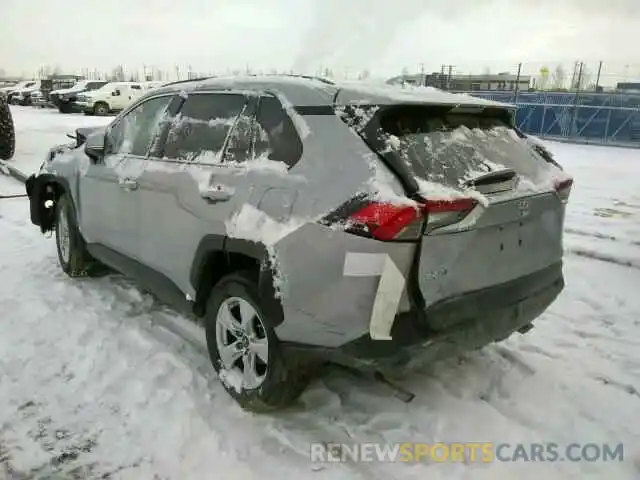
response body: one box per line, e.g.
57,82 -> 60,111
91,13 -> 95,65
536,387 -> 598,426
578,64 -> 593,91
551,64 -> 566,90
111,65 -> 125,81
358,69 -> 371,80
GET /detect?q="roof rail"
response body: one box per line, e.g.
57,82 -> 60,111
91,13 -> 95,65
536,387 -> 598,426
273,74 -> 335,85
160,74 -> 335,88
160,76 -> 215,87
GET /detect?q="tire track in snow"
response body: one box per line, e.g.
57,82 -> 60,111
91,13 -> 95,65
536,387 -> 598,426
2,172 -> 640,478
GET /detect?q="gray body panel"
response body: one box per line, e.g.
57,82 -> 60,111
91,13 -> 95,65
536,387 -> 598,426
36,75 -> 569,352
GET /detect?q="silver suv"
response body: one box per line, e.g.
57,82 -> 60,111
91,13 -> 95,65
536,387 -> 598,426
25,75 -> 572,411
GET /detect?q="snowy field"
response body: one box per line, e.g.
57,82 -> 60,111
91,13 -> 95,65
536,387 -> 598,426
1,106 -> 639,479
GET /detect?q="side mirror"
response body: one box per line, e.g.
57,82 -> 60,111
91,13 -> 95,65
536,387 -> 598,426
84,132 -> 105,162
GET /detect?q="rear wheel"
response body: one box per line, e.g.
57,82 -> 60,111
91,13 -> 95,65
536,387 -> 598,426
55,194 -> 105,277
205,271 -> 309,412
93,102 -> 109,116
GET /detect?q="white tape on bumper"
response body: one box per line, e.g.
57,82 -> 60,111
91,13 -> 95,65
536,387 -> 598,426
343,252 -> 387,276
343,252 -> 405,341
369,255 -> 405,340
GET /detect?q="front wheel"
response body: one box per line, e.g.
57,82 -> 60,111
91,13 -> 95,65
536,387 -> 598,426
205,271 -> 309,412
55,194 -> 105,277
93,102 -> 109,116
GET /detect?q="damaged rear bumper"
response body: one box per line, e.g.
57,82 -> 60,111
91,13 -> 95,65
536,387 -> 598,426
283,262 -> 564,369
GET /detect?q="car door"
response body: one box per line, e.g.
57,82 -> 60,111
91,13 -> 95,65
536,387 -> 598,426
78,94 -> 175,259
134,91 -> 252,296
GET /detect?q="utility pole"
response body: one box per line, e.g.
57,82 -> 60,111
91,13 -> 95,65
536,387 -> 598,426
514,62 -> 522,103
570,61 -> 584,137
447,65 -> 454,91
575,61 -> 585,91
595,60 -> 603,91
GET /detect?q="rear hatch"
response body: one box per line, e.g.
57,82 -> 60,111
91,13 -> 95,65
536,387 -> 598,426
336,101 -> 572,330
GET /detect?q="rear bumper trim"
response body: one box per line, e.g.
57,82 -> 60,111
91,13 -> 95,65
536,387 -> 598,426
282,262 -> 564,368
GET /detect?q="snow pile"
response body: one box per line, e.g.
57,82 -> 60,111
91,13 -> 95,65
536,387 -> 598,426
364,152 -> 417,206
224,204 -> 307,297
334,104 -> 379,131
2,104 -> 640,480
218,368 -> 244,394
8,106 -> 111,176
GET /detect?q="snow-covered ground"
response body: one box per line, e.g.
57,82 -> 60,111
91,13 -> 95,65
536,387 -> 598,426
1,106 -> 639,479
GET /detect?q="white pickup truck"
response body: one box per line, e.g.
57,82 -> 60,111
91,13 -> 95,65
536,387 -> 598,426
75,81 -> 161,115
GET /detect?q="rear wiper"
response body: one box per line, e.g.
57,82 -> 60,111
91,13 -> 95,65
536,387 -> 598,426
463,169 -> 517,194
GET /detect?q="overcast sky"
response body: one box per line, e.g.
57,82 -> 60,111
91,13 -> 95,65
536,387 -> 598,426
1,0 -> 639,80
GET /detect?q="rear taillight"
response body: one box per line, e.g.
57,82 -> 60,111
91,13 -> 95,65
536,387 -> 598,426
421,197 -> 478,231
327,196 -> 478,241
346,202 -> 423,240
553,177 -> 573,203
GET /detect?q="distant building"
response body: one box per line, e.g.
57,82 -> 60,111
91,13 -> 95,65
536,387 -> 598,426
615,82 -> 640,94
387,72 -> 531,92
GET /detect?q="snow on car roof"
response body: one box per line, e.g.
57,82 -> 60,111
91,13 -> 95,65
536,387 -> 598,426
332,81 -> 513,108
155,75 -> 513,109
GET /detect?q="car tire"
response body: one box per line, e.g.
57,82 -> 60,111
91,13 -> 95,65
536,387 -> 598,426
93,102 -> 109,116
55,193 -> 106,277
205,270 -> 309,412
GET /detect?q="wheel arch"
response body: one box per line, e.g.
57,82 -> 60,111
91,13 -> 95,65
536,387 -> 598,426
190,235 -> 281,324
26,173 -> 75,234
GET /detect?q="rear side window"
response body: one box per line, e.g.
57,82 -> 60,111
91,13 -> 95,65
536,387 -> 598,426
344,104 -> 547,189
253,96 -> 302,167
163,93 -> 246,164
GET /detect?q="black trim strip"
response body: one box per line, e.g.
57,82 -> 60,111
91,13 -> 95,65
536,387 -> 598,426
294,105 -> 335,115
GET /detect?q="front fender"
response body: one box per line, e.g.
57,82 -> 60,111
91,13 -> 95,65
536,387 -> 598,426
26,173 -> 73,234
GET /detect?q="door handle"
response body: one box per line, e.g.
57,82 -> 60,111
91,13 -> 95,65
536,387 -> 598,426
119,178 -> 138,191
200,184 -> 233,203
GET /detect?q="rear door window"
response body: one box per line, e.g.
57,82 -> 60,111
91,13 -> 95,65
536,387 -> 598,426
253,96 -> 303,167
162,93 -> 246,164
345,104 -> 548,189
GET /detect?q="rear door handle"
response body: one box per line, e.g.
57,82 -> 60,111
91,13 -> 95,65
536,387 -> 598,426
200,184 -> 234,203
119,178 -> 138,191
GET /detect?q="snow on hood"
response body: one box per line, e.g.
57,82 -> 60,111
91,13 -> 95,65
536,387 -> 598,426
51,85 -> 86,95
16,87 -> 40,94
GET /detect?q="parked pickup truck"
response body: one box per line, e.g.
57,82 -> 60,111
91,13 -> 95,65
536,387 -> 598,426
50,80 -> 109,113
75,81 -> 160,115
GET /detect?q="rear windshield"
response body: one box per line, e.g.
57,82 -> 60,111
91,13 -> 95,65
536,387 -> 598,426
341,104 -> 548,189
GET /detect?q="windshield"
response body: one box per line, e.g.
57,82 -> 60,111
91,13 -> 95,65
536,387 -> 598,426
14,81 -> 33,89
342,104 -> 550,190
70,80 -> 89,90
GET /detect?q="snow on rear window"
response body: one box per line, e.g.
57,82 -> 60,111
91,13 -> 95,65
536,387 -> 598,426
371,106 -> 552,189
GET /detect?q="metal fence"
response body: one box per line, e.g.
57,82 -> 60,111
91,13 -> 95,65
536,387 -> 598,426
461,91 -> 640,147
